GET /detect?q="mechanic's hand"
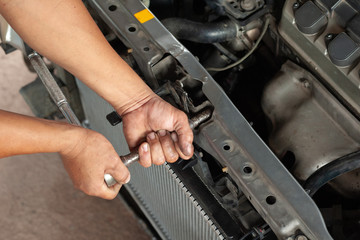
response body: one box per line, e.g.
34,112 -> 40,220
60,128 -> 130,200
121,96 -> 194,167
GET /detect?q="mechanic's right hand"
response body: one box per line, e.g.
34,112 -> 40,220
60,127 -> 130,200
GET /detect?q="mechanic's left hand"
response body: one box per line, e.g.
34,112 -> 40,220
121,96 -> 194,167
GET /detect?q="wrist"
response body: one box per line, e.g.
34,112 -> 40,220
114,89 -> 158,116
57,123 -> 87,157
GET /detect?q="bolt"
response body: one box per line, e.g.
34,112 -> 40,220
325,34 -> 333,40
293,2 -> 300,9
295,235 -> 308,240
241,0 -> 256,11
303,80 -> 310,88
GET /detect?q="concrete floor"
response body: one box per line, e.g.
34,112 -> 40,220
0,50 -> 151,240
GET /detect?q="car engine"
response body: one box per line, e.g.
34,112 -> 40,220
1,0 -> 359,239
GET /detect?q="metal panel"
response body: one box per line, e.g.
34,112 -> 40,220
76,80 -> 224,240
86,0 -> 332,238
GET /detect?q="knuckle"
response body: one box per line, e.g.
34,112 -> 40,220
180,112 -> 188,123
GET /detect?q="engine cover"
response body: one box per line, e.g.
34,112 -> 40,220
278,0 -> 360,118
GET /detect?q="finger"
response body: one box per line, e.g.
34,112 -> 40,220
99,182 -> 122,200
147,132 -> 166,165
171,132 -> 193,160
106,159 -> 131,185
139,142 -> 151,168
158,130 -> 179,163
173,111 -> 194,157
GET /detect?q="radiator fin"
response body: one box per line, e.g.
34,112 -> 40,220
77,80 -> 224,240
128,163 -> 224,240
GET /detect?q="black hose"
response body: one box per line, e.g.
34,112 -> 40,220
304,150 -> 360,197
162,18 -> 238,43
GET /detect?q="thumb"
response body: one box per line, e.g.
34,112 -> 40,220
99,160 -> 130,199
100,182 -> 122,200
106,160 -> 131,185
172,111 -> 194,158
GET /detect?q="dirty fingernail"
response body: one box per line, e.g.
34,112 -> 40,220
171,132 -> 178,142
158,129 -> 167,137
142,143 -> 149,152
148,132 -> 156,140
184,144 -> 193,156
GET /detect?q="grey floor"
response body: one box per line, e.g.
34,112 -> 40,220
0,50 -> 151,240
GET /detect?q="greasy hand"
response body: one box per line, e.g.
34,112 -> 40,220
60,128 -> 130,200
122,96 -> 194,167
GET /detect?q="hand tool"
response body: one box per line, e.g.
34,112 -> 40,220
104,108 -> 212,187
28,52 -> 116,185
28,51 -> 212,187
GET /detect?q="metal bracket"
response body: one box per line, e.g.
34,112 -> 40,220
88,0 -> 332,239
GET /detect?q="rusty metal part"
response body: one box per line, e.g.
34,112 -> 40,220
189,108 -> 213,130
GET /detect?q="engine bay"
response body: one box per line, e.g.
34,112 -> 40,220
98,0 -> 358,238
117,0 -> 360,238
2,0 -> 359,239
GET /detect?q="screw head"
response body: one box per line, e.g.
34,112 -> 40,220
325,34 -> 333,40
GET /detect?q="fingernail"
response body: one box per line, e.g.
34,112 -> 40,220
184,144 -> 193,156
158,129 -> 166,137
148,132 -> 156,140
142,143 -> 149,152
171,132 -> 178,142
125,174 -> 131,184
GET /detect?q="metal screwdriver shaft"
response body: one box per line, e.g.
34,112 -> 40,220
29,51 -> 212,188
28,52 -> 114,187
28,52 -> 81,125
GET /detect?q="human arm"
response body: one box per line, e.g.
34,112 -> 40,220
0,0 -> 193,194
0,110 -> 129,199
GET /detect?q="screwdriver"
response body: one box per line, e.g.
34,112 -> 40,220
28,52 -> 212,187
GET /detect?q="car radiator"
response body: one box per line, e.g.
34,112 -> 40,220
76,80 -> 224,240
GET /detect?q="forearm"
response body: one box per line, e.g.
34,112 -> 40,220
0,110 -> 78,158
0,0 -> 154,114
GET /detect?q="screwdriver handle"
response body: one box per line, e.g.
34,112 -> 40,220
104,108 -> 212,187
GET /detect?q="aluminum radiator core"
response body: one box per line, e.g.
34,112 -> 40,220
76,80 -> 224,240
128,163 -> 224,240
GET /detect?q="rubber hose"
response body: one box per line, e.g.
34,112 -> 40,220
304,150 -> 360,197
162,18 -> 238,43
